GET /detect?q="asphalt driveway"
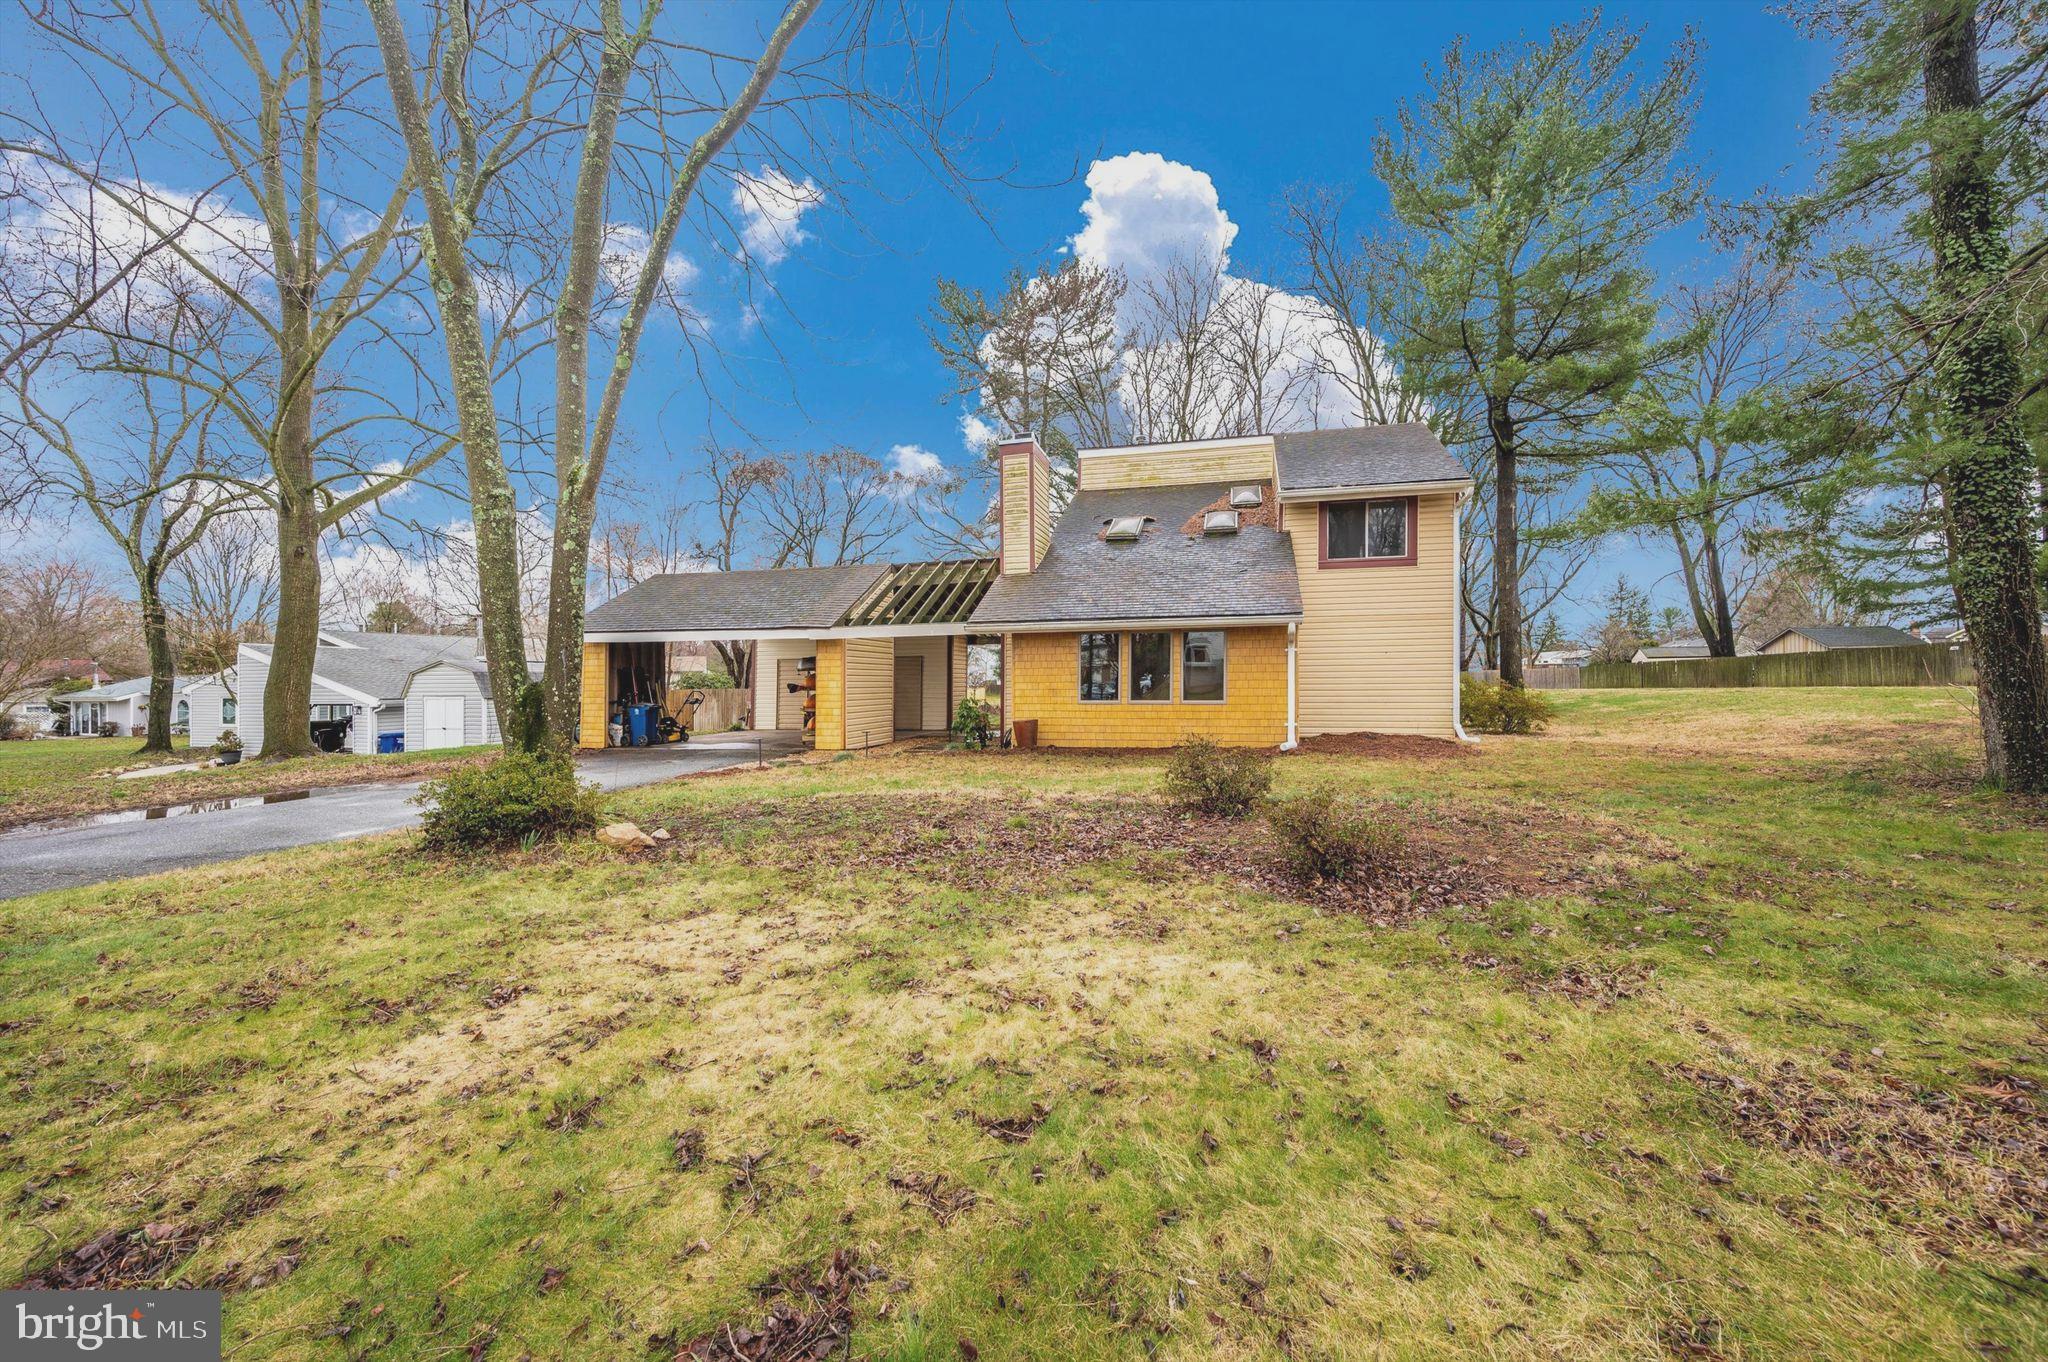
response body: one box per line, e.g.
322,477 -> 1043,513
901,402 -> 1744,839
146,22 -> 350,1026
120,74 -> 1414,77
0,735 -> 797,901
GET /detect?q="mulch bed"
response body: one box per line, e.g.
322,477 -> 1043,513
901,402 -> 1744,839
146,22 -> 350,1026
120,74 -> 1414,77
1291,732 -> 1474,760
658,791 -> 1643,927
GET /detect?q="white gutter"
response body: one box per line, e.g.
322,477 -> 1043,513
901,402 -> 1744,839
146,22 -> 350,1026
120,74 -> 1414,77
1282,621 -> 1299,751
1275,477 -> 1474,502
1451,487 -> 1477,744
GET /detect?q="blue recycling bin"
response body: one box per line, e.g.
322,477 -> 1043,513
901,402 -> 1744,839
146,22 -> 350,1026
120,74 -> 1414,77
626,703 -> 657,747
377,732 -> 403,754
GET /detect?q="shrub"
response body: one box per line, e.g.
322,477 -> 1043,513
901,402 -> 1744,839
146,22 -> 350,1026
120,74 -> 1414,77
1460,677 -> 1555,734
213,728 -> 243,752
1266,792 -> 1405,882
414,751 -> 603,852
1162,736 -> 1272,817
0,710 -> 22,741
675,667 -> 733,690
951,697 -> 998,749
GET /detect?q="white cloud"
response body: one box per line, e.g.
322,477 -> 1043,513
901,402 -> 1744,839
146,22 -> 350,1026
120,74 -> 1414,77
730,166 -> 823,267
1070,151 -> 1238,283
598,221 -> 698,294
888,443 -> 944,484
959,410 -> 999,456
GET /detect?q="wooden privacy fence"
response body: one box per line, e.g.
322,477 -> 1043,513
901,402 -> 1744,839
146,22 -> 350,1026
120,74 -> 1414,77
1471,666 -> 1585,690
670,687 -> 749,732
1579,645 -> 1973,690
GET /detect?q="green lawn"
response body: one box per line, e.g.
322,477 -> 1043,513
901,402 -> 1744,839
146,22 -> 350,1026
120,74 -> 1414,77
0,737 -> 499,830
2,688 -> 2042,1359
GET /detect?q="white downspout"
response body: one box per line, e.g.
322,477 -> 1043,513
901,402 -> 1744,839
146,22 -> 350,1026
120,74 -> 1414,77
1452,487 -> 1477,743
1282,621 -> 1299,751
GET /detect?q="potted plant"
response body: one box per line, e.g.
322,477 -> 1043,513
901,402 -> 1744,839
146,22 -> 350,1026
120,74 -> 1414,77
214,729 -> 244,765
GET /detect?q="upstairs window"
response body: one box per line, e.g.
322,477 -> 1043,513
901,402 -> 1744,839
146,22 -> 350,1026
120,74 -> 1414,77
1078,632 -> 1119,701
1322,496 -> 1415,567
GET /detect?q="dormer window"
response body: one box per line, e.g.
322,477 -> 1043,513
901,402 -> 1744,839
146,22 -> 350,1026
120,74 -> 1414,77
1104,515 -> 1148,543
1202,509 -> 1240,535
1229,485 -> 1263,509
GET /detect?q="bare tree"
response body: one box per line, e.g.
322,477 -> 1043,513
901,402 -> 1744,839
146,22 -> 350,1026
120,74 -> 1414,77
755,448 -> 905,568
165,511 -> 280,672
0,557 -> 117,710
8,293 -> 260,754
6,5 -> 450,757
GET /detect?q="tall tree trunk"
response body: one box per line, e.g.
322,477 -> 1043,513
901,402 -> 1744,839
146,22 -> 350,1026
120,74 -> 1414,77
1489,398 -> 1524,686
138,575 -> 176,756
261,314 -> 321,760
1924,5 -> 2048,791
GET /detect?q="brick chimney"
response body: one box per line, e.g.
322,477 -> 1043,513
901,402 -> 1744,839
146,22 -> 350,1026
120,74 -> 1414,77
998,433 -> 1051,575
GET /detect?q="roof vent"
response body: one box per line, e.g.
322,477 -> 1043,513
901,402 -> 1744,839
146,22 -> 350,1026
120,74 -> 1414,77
1202,509 -> 1240,535
1229,485 -> 1263,509
1104,515 -> 1148,543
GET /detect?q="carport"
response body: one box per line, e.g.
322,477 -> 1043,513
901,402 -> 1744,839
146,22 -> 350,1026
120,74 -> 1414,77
579,559 -> 997,752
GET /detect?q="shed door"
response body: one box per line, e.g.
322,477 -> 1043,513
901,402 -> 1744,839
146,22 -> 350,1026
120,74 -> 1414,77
894,656 -> 924,731
422,695 -> 464,750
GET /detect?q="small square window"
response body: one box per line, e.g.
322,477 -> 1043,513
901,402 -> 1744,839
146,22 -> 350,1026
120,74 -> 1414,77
1324,498 -> 1412,563
1202,509 -> 1239,535
1229,485 -> 1263,509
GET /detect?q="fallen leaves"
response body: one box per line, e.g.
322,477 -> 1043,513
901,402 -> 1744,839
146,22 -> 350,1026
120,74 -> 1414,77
674,1248 -> 882,1361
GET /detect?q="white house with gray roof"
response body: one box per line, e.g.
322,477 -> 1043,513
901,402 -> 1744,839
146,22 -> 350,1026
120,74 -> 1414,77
232,631 -> 488,756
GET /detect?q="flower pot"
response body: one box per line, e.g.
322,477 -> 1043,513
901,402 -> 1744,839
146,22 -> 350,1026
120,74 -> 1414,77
217,749 -> 242,765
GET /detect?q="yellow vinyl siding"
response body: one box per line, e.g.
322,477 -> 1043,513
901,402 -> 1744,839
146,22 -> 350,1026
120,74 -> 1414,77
1007,627 -> 1287,747
578,641 -> 608,749
1285,492 -> 1460,738
1077,438 -> 1275,491
1000,447 -> 1048,575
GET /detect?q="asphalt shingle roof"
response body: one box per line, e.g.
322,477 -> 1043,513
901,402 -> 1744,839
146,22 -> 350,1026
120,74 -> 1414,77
1772,624 -> 1922,650
1273,424 -> 1470,495
299,633 -> 482,703
970,482 -> 1303,627
584,563 -> 890,634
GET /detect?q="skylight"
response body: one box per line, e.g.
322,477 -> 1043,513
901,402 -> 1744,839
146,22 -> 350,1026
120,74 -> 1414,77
1202,509 -> 1240,535
1104,515 -> 1148,542
1229,485 -> 1263,509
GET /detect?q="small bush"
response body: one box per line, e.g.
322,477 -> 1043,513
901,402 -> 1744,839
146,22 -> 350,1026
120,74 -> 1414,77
213,728 -> 243,752
1162,736 -> 1273,817
414,751 -> 603,852
1266,792 -> 1405,882
1460,677 -> 1555,734
951,697 -> 998,749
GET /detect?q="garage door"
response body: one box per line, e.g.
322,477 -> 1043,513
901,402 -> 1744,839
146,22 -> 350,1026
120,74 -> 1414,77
422,695 -> 464,749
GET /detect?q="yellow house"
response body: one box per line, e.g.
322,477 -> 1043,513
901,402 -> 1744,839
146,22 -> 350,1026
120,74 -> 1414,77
579,424 -> 1473,750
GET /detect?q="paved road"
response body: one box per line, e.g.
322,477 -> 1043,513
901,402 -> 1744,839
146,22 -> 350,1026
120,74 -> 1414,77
0,738 -> 793,901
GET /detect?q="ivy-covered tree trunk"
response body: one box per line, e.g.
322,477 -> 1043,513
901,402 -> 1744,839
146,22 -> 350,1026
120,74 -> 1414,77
1923,6 -> 2048,791
1488,397 -> 1525,687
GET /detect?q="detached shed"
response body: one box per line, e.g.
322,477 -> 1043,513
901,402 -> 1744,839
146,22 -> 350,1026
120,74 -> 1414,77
1759,625 -> 1922,654
401,659 -> 501,751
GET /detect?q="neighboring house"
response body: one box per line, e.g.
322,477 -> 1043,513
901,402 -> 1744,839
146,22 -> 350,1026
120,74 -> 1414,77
1631,640 -> 1713,663
184,669 -> 240,748
59,674 -> 214,736
401,656 -> 542,750
578,423 -> 1473,749
1759,624 -> 1924,654
1534,647 -> 1591,668
1914,618 -> 2047,646
2,658 -> 115,734
232,631 -> 486,755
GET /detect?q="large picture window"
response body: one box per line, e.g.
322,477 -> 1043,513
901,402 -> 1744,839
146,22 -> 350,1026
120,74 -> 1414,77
1182,631 -> 1226,702
1321,496 -> 1416,567
1130,632 -> 1172,702
1078,632 -> 1119,702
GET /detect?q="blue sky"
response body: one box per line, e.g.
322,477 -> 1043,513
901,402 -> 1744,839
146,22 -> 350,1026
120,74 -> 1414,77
10,1 -> 1841,636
